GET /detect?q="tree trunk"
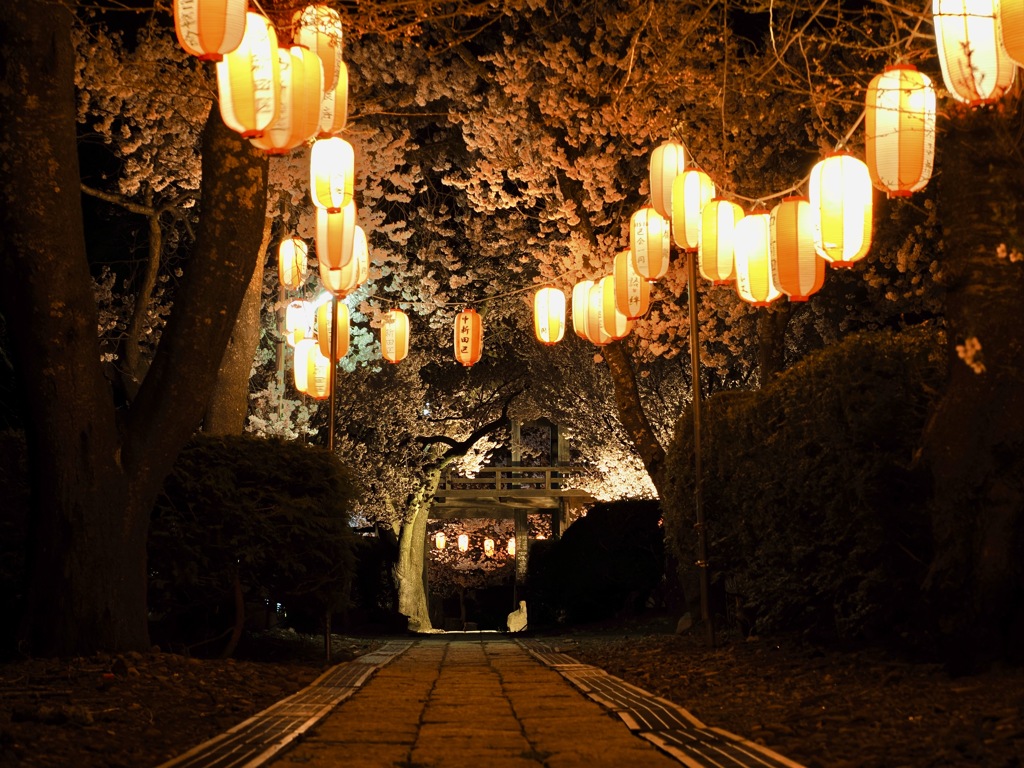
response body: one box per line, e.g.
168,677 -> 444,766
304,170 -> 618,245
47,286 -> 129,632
756,303 -> 791,383
394,470 -> 441,632
922,102 -> 1024,662
203,217 -> 273,435
0,0 -> 269,654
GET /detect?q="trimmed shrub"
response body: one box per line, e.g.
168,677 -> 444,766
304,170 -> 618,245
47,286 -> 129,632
664,325 -> 946,640
149,434 -> 359,653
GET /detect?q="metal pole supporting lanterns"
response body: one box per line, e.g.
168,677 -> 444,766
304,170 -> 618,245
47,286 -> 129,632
686,251 -> 713,648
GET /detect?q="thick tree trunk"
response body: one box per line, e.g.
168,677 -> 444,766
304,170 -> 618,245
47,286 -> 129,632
0,0 -> 269,654
922,103 -> 1024,662
203,217 -> 272,435
394,470 -> 443,632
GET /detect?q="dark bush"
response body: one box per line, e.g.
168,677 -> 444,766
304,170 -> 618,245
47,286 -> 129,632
525,499 -> 663,625
664,325 -> 946,641
149,434 -> 359,654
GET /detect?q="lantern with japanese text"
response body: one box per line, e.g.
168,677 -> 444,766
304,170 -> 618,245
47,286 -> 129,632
293,4 -> 344,91
304,344 -> 331,399
278,237 -> 308,290
310,136 -> 354,212
571,280 -> 594,339
381,309 -> 410,363
284,299 -> 312,345
315,201 -> 356,269
600,275 -> 633,340
770,197 -> 825,301
734,213 -> 781,307
316,299 -> 349,359
809,154 -> 873,268
174,0 -> 247,61
250,45 -> 323,154
865,65 -> 936,196
699,198 -> 744,285
649,141 -> 689,219
933,0 -> 1016,105
533,287 -> 566,345
585,282 -> 612,346
483,538 -> 495,557
630,206 -> 672,281
216,12 -> 280,137
454,309 -> 483,366
318,61 -> 348,137
613,250 -> 651,320
672,169 -> 715,251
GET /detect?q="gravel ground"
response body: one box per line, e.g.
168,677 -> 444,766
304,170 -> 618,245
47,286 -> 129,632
0,622 -> 1022,768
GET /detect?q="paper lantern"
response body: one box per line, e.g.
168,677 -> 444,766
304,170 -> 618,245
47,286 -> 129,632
216,13 -> 280,138
770,197 -> 825,302
278,237 -> 308,290
613,250 -> 651,320
293,5 -> 344,92
584,282 -> 612,346
533,287 -> 566,345
483,538 -> 495,557
304,345 -> 331,399
454,308 -> 483,367
571,280 -> 595,339
284,299 -> 313,346
630,206 -> 672,281
507,538 -> 516,556
174,0 -> 247,61
381,309 -> 411,363
318,61 -> 348,137
1001,0 -> 1024,67
672,169 -> 715,251
250,45 -> 323,154
316,299 -> 349,359
865,65 -> 936,197
319,224 -> 368,296
809,154 -> 873,268
600,276 -> 633,340
457,534 -> 469,552
698,198 -> 744,284
649,141 -> 689,219
293,338 -> 316,393
435,532 -> 446,550
310,136 -> 354,213
315,201 -> 356,270
933,0 -> 1015,105
734,213 -> 781,307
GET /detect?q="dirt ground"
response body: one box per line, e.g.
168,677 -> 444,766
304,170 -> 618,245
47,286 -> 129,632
0,623 -> 1022,768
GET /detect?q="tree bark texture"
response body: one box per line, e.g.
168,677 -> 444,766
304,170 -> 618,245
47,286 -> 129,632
923,102 -> 1024,660
394,470 -> 443,632
0,0 -> 269,654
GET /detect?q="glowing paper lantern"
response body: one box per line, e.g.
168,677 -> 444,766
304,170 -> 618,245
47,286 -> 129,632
600,276 -> 633,340
293,5 -> 344,92
216,13 -> 280,138
507,538 -> 516,556
381,309 -> 411,363
932,0 -> 1015,105
318,61 -> 348,137
1000,0 -> 1024,67
585,282 -> 612,346
293,338 -> 316,392
613,250 -> 651,320
699,198 -> 744,284
458,534 -> 469,552
278,237 -> 308,290
310,136 -> 354,213
770,197 -> 825,302
304,345 -> 331,399
174,0 -> 247,61
533,287 -> 566,345
809,154 -> 873,268
734,213 -> 781,307
284,299 -> 313,346
571,280 -> 595,339
315,201 -> 356,269
435,531 -> 446,550
250,46 -> 324,155
316,300 -> 349,359
454,308 -> 483,367
483,538 -> 495,557
319,224 -> 368,296
672,169 -> 715,251
630,206 -> 672,281
649,141 -> 689,219
865,65 -> 936,197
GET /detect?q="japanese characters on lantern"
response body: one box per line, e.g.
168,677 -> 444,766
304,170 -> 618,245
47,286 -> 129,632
454,308 -> 483,367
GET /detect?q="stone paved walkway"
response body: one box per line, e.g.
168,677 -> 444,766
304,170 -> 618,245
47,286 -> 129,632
269,636 -> 683,768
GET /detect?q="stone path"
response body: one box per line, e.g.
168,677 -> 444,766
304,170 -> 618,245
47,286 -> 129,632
159,636 -> 804,768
